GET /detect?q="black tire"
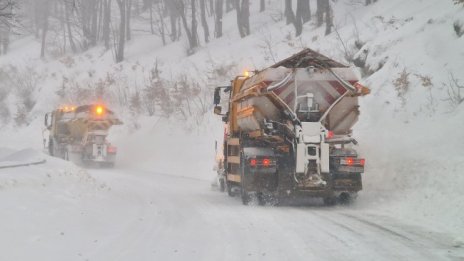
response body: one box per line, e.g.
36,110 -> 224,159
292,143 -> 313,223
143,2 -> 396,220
219,177 -> 225,192
241,186 -> 250,205
240,156 -> 251,205
226,181 -> 235,197
339,192 -> 357,205
257,192 -> 266,206
48,138 -> 54,156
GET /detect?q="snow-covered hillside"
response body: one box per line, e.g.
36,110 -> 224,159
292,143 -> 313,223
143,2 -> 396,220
1,0 -> 464,259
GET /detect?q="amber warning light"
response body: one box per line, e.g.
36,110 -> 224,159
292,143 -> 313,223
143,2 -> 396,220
95,105 -> 105,115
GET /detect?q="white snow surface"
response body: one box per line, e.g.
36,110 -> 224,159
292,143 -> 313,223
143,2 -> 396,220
0,0 -> 464,259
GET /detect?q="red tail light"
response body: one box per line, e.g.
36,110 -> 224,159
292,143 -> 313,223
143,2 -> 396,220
262,158 -> 271,167
360,159 -> 365,166
250,159 -> 257,167
107,146 -> 117,154
346,157 -> 354,166
340,157 -> 364,166
249,158 -> 273,168
326,131 -> 334,139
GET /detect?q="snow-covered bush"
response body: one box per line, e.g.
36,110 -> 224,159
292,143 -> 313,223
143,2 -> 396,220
443,73 -> 464,109
392,69 -> 410,106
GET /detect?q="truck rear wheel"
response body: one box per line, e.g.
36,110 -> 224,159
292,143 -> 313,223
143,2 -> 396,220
48,138 -> 54,156
241,186 -> 251,205
218,177 -> 225,192
240,157 -> 251,205
226,181 -> 235,197
257,192 -> 266,206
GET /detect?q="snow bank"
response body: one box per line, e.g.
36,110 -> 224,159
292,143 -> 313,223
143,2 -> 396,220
0,148 -> 45,168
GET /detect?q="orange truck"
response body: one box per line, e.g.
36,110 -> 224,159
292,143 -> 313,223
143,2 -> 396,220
44,104 -> 122,167
213,49 -> 370,205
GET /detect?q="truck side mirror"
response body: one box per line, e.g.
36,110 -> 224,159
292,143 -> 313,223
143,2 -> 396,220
214,87 -> 221,105
214,106 -> 222,115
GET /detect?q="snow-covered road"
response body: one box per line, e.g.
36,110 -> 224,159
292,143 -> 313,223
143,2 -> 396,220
2,164 -> 461,261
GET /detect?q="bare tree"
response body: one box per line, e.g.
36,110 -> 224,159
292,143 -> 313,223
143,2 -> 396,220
200,0 -> 209,42
179,0 -> 199,52
115,0 -> 126,62
40,0 -> 50,58
316,0 -> 323,27
225,0 -> 233,12
102,0 -> 112,49
325,0 -> 332,35
214,0 -> 223,38
297,0 -> 310,23
234,0 -> 249,38
153,0 -> 167,45
126,0 -> 132,41
0,0 -> 14,55
260,0 -> 264,12
284,0 -> 295,25
166,0 -> 179,41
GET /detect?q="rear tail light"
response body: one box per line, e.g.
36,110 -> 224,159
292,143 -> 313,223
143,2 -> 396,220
107,146 -> 117,154
262,158 -> 271,167
326,131 -> 334,139
249,158 -> 257,167
249,158 -> 273,168
340,157 -> 364,166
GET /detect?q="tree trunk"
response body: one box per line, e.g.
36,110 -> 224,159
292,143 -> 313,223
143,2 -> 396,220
209,0 -> 214,15
200,0 -> 210,43
285,0 -> 295,25
241,0 -> 249,36
90,0 -> 99,46
155,2 -> 166,45
214,0 -> 223,38
324,0 -> 332,35
179,0 -> 199,52
294,3 -> 303,36
316,0 -> 324,27
234,0 -> 249,38
102,0 -> 112,50
116,0 -> 126,62
126,0 -> 132,41
260,0 -> 265,12
191,0 -> 199,47
234,0 -> 243,37
149,1 -> 154,34
167,1 -> 178,41
64,0 -> 77,52
40,0 -> 50,58
298,0 -> 311,23
225,0 -> 233,12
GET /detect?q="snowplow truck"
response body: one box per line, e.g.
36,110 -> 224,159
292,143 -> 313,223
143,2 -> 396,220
44,104 -> 122,167
213,49 -> 370,205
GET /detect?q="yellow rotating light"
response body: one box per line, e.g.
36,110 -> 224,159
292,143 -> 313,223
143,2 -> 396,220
95,105 -> 104,115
